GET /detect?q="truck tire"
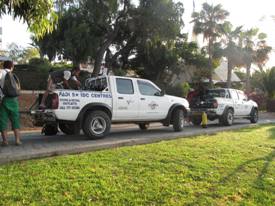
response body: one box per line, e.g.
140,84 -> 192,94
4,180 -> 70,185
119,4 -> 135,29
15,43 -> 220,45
191,116 -> 202,126
59,122 -> 80,135
82,111 -> 111,139
172,109 -> 185,132
139,123 -> 149,130
221,108 -> 234,126
42,123 -> 58,136
250,108 -> 258,123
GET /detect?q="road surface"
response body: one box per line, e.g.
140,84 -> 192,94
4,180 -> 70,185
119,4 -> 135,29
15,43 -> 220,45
0,115 -> 274,165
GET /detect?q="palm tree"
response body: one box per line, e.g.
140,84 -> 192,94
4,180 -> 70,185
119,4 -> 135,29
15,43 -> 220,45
254,34 -> 272,72
240,29 -> 272,92
191,2 -> 229,87
222,23 -> 243,88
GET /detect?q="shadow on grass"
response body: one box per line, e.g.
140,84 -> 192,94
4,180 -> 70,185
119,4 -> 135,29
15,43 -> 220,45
268,127 -> 275,140
188,150 -> 275,205
230,126 -> 259,134
221,150 -> 275,184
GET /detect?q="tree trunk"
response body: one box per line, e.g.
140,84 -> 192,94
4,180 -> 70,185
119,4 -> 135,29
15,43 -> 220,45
245,63 -> 251,93
227,59 -> 233,88
109,36 -> 136,69
258,64 -> 264,72
92,24 -> 120,76
208,39 -> 214,88
92,39 -> 114,76
208,56 -> 213,88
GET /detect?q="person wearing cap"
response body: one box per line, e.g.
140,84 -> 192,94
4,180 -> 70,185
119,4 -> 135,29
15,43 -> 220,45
39,66 -> 81,109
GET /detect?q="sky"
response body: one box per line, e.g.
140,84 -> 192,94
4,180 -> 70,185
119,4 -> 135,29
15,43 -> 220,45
1,0 -> 275,67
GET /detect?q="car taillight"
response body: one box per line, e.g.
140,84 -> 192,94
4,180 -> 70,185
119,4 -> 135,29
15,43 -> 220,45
213,100 -> 218,108
51,93 -> 59,109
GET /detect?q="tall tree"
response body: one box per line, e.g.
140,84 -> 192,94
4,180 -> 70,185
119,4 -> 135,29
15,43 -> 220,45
240,28 -> 272,92
222,23 -> 244,88
191,2 -> 229,87
254,33 -> 272,72
34,0 -> 185,78
6,42 -> 24,63
0,0 -> 58,37
133,39 -> 178,85
80,0 -> 135,76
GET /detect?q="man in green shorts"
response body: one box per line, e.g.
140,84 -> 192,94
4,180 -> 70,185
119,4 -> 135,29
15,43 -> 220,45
0,60 -> 21,146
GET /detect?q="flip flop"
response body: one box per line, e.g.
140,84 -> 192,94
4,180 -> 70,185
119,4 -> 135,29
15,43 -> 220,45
1,141 -> 8,146
15,141 -> 22,146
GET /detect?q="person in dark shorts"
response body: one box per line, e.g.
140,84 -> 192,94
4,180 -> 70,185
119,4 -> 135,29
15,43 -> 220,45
39,66 -> 81,109
0,60 -> 22,146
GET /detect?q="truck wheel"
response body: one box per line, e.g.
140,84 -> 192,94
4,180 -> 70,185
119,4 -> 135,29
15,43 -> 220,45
191,116 -> 202,126
42,123 -> 58,136
139,123 -> 149,130
83,111 -> 111,139
250,108 -> 258,123
222,108 -> 234,126
172,109 -> 185,132
59,122 -> 80,135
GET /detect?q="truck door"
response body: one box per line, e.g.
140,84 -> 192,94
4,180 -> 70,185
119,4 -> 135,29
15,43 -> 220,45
229,89 -> 242,116
112,77 -> 139,120
137,80 -> 169,120
237,91 -> 251,115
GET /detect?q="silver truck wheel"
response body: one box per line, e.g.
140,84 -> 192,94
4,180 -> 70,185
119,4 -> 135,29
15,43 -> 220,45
173,109 -> 185,132
83,111 -> 111,139
223,109 -> 234,126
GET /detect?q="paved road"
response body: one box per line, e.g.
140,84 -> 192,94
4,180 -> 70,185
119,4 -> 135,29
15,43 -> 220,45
1,117 -> 275,165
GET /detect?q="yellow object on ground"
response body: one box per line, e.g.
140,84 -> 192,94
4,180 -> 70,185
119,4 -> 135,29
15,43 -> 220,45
201,112 -> 208,128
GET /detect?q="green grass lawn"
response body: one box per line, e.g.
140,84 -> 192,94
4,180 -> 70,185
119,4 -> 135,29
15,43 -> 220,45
0,125 -> 274,206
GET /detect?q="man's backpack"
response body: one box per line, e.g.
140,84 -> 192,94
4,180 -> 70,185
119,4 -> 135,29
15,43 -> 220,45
0,85 -> 4,105
2,70 -> 21,97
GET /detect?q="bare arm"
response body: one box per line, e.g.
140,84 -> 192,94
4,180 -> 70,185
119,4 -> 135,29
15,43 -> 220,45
63,79 -> 70,89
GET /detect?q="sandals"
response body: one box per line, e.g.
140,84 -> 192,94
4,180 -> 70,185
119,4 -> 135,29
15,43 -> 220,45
15,141 -> 22,146
1,141 -> 22,146
1,141 -> 8,146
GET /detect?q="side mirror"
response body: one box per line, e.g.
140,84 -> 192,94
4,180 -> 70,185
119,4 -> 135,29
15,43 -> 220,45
155,90 -> 165,96
160,89 -> 165,96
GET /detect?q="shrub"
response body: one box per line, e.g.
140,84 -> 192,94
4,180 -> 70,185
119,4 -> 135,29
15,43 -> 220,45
165,84 -> 185,97
247,92 -> 266,111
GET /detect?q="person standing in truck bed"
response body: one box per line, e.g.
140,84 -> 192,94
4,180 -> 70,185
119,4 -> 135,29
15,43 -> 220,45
39,66 -> 81,109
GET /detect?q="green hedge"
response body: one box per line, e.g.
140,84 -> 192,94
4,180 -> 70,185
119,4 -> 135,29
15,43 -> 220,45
14,61 -> 91,90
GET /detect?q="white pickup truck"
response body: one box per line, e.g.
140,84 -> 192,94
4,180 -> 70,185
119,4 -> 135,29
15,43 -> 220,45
32,75 -> 190,139
190,88 -> 258,126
